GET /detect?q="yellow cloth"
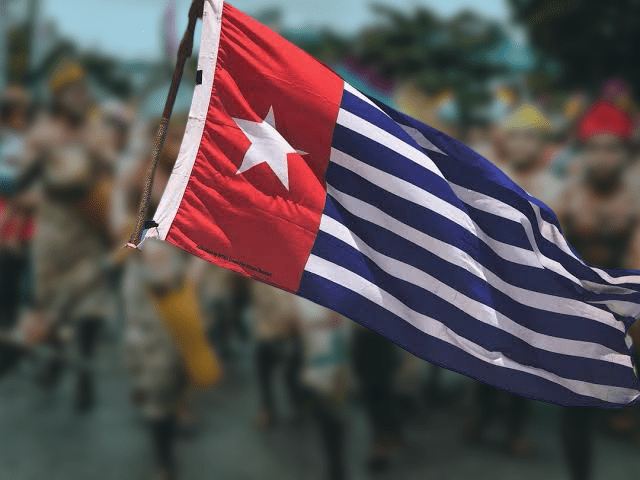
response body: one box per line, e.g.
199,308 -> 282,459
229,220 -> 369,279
49,60 -> 85,94
150,280 -> 222,388
502,104 -> 552,133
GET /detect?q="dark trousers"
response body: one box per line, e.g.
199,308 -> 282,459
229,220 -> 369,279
255,337 -> 303,415
303,389 -> 347,480
560,407 -> 593,480
0,250 -> 27,329
150,414 -> 177,474
475,382 -> 529,439
351,328 -> 401,439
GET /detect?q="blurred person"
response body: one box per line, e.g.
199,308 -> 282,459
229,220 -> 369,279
0,85 -> 34,330
500,103 -> 562,210
555,100 -> 637,480
463,104 -> 558,458
351,325 -> 405,472
101,99 -> 135,156
250,280 -> 303,429
112,80 -> 221,480
13,59 -> 116,412
294,295 -> 351,480
201,265 -> 250,360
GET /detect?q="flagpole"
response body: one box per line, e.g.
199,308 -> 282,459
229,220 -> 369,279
127,0 -> 204,248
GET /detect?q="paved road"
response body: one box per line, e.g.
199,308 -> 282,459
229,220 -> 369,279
0,338 -> 639,480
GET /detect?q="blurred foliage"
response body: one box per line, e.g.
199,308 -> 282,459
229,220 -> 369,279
337,5 -> 508,123
81,52 -> 133,99
510,0 -> 640,94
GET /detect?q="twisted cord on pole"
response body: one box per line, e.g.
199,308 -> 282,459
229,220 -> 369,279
128,0 -> 205,248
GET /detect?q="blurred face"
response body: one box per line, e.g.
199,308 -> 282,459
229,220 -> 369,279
467,126 -> 487,145
6,103 -> 30,132
583,133 -> 627,185
504,129 -> 545,170
57,79 -> 91,119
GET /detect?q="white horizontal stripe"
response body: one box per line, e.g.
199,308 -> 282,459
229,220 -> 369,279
332,148 -> 551,270
326,183 -> 624,333
344,82 -> 387,115
304,254 -> 640,405
375,114 -> 640,292
453,181 -> 640,291
320,214 -> 630,367
399,123 -> 447,155
342,82 -> 447,156
530,203 -> 640,286
337,109 -> 444,179
452,183 -> 640,317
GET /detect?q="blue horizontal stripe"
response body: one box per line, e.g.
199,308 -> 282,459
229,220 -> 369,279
321,196 -> 629,355
369,99 -> 640,287
297,268 -> 639,408
326,161 -> 632,312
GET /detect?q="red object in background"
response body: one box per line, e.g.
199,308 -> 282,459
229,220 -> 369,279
0,198 -> 33,244
577,100 -> 633,142
156,1 -> 344,292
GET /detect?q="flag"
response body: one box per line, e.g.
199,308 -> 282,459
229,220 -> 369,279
147,0 -> 640,407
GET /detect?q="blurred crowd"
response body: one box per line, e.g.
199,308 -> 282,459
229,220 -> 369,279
3,33 -> 640,480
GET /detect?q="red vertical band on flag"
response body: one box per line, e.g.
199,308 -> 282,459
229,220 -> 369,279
153,0 -> 344,291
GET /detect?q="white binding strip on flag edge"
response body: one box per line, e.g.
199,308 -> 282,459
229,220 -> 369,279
319,213 -> 630,367
151,0 -> 224,241
324,178 -> 623,332
304,254 -> 640,405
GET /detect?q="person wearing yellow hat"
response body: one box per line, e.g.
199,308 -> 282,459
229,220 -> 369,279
48,59 -> 91,124
8,58 -> 118,413
499,103 -> 563,211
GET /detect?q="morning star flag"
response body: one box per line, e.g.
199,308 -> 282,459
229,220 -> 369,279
148,0 -> 640,407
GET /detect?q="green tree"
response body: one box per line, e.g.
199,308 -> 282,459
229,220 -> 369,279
509,0 -> 640,93
352,5 -> 508,123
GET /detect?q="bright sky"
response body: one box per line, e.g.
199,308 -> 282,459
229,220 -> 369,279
38,0 -> 511,60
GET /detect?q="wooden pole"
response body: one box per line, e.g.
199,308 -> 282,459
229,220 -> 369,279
127,0 -> 204,248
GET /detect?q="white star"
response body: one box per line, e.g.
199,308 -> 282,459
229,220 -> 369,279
232,106 -> 305,190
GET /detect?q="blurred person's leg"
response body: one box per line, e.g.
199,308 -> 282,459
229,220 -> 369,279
207,298 -> 232,359
122,259 -> 185,480
35,332 -> 66,389
75,316 -> 102,412
352,327 -> 402,471
284,334 -> 304,420
463,382 -> 497,443
231,275 -> 251,341
560,407 -> 593,480
0,249 -> 25,329
314,397 -> 347,480
506,394 -> 533,456
150,414 -> 178,480
254,339 -> 280,428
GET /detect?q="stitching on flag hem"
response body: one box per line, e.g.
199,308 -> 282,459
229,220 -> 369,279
151,0 -> 224,241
